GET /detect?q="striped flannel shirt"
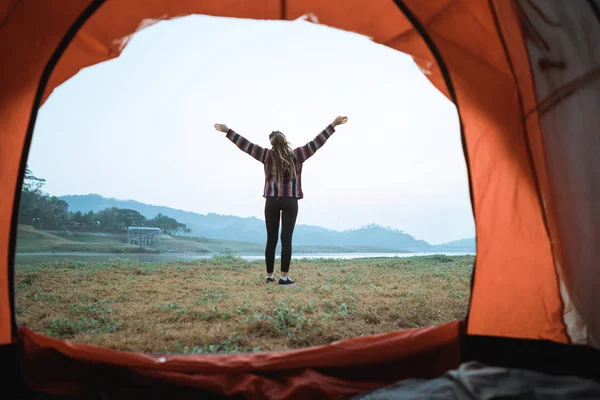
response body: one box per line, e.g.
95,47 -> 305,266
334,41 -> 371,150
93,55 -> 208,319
225,125 -> 335,199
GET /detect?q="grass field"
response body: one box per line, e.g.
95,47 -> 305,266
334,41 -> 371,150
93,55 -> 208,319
15,255 -> 474,354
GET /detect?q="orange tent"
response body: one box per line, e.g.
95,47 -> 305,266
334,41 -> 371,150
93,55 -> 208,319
1,0 -> 598,398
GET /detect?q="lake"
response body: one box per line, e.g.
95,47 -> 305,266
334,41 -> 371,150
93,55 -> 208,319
14,251 -> 475,265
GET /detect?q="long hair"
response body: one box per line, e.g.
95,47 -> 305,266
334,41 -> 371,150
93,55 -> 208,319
269,131 -> 297,192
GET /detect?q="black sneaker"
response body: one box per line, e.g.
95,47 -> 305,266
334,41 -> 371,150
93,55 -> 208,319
266,276 -> 276,283
278,278 -> 296,287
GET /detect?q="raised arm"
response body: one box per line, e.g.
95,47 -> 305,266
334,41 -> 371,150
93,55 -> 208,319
293,116 -> 348,163
214,123 -> 270,164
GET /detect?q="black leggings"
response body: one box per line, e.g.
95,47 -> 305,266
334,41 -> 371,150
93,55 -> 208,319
264,197 -> 298,274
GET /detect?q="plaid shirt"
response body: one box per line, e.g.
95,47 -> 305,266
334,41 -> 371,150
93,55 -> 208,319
225,125 -> 335,199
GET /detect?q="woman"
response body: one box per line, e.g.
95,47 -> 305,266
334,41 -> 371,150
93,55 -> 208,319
214,116 -> 348,286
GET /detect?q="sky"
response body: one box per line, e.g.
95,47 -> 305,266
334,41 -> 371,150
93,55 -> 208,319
29,15 -> 474,245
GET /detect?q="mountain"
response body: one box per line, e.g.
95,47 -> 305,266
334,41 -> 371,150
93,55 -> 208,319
60,194 -> 475,252
430,238 -> 476,253
435,238 -> 475,248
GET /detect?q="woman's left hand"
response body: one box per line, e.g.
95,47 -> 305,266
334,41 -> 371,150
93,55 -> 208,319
332,116 -> 348,127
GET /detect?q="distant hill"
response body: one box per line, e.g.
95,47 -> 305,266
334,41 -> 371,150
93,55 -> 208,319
60,194 -> 475,252
429,238 -> 476,253
436,238 -> 475,248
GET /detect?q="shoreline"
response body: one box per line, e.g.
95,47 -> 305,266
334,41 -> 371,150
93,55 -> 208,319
15,251 -> 476,265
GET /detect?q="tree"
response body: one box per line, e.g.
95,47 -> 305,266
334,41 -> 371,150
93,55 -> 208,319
17,167 -> 190,235
48,197 -> 69,227
96,207 -> 121,232
19,166 -> 46,226
115,208 -> 146,231
91,207 -> 148,232
23,166 -> 46,192
147,213 -> 188,235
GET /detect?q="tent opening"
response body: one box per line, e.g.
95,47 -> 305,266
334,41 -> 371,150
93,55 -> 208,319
5,1 -> 600,398
13,13 -> 475,354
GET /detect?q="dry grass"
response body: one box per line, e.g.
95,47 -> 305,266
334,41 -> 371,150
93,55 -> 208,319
15,255 -> 474,353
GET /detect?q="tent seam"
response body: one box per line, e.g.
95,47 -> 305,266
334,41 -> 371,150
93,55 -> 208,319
7,0 -> 108,341
487,0 -> 568,342
391,0 -> 478,339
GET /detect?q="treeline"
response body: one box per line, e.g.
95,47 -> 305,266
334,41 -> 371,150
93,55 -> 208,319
19,167 -> 189,235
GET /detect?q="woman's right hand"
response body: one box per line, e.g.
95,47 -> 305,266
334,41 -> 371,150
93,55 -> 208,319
214,123 -> 229,133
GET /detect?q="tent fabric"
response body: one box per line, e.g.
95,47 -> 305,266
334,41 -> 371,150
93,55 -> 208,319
1,0 -> 599,397
488,0 -> 600,346
20,322 -> 461,399
0,0 -> 94,345
514,0 -> 600,347
490,0 -> 588,345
